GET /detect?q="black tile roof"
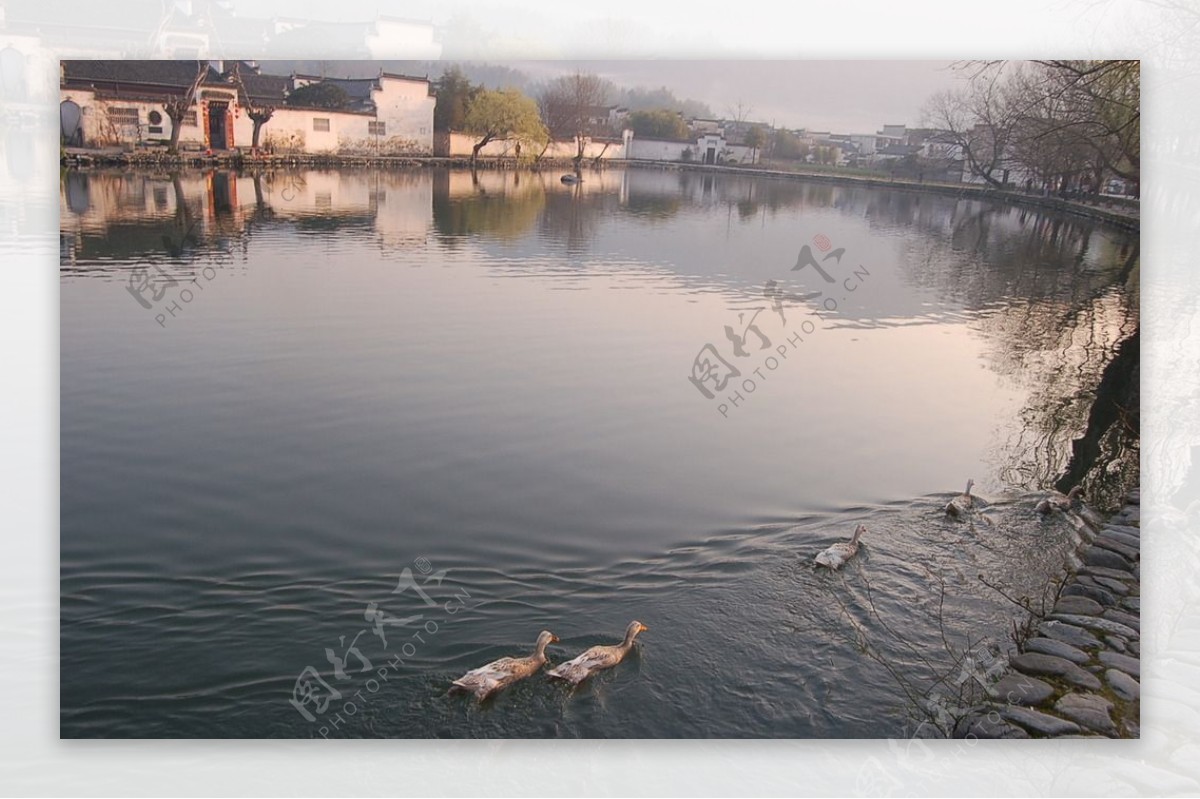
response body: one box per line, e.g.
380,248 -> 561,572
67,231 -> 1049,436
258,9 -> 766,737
61,60 -> 220,88
239,72 -> 290,104
319,77 -> 378,101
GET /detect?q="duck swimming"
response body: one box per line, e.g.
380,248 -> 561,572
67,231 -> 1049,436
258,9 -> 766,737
1035,486 -> 1084,515
814,523 -> 867,570
944,479 -> 976,519
547,621 -> 647,685
450,630 -> 558,701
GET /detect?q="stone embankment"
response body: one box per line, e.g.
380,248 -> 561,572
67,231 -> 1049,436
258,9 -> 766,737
59,148 -> 583,171
957,488 -> 1141,738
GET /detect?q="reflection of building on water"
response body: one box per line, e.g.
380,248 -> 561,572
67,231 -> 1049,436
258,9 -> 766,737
59,169 -> 437,260
61,166 -> 1140,506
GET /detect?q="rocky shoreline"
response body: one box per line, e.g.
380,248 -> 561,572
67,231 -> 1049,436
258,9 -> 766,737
957,488 -> 1141,738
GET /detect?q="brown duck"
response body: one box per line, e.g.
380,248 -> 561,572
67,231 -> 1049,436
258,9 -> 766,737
547,621 -> 648,685
450,630 -> 559,701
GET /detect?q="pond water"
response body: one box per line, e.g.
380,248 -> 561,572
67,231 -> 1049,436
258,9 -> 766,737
60,166 -> 1138,738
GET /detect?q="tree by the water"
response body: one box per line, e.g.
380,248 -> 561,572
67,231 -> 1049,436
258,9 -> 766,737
434,65 -> 477,132
229,64 -> 276,150
744,126 -> 767,163
538,71 -> 613,167
163,62 -> 208,154
923,60 -> 1139,195
462,88 -> 547,166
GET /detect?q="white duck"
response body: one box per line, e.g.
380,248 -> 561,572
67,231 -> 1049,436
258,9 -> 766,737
547,621 -> 648,685
1035,486 -> 1084,515
814,524 -> 867,570
450,630 -> 558,701
944,479 -> 976,519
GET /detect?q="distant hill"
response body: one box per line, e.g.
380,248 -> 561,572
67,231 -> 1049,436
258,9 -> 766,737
257,60 -> 712,118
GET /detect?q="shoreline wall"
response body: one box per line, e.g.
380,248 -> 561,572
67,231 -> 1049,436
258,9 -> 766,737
58,152 -> 1141,233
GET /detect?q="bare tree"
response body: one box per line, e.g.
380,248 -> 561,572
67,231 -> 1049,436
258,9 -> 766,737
1028,60 -> 1140,188
726,99 -> 752,126
1007,65 -> 1095,194
923,71 -> 1020,187
939,60 -> 1140,195
164,61 -> 208,154
229,63 -> 276,151
538,71 -> 612,169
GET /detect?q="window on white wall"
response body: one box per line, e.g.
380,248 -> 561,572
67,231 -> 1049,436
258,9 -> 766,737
368,121 -> 386,136
313,118 -> 330,132
107,107 -> 139,124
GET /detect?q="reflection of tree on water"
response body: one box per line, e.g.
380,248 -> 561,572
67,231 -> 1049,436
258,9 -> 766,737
895,202 -> 1139,509
622,191 -> 683,221
1057,327 -> 1138,506
537,183 -> 620,254
62,168 -> 1142,508
166,174 -> 200,257
614,170 -> 840,225
431,170 -> 546,246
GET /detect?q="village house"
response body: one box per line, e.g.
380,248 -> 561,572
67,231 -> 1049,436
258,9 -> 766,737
793,131 -> 847,166
60,60 -> 435,156
626,117 -> 763,166
579,104 -> 630,137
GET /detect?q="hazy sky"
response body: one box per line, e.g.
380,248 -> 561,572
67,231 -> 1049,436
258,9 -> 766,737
224,0 -> 979,133
512,61 -> 967,133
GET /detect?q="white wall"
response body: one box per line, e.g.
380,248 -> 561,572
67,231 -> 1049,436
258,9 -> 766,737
363,76 -> 435,154
443,132 -> 624,159
724,143 -> 760,164
628,134 -> 758,164
848,134 -> 877,155
61,89 -> 208,148
258,107 -> 356,153
627,137 -> 692,161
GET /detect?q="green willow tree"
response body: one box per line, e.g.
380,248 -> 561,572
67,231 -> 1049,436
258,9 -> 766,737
462,88 -> 548,166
